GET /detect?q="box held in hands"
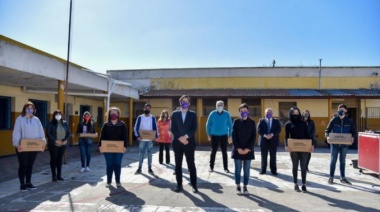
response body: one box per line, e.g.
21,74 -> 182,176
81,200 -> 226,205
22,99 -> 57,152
20,139 -> 45,152
287,139 -> 312,152
101,140 -> 124,153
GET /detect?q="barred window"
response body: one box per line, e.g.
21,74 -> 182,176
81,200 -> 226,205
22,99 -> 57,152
242,98 -> 261,117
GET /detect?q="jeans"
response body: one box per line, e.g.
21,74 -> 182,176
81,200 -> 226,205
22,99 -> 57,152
104,153 -> 124,183
234,159 -> 251,185
79,138 -> 93,168
330,144 -> 349,178
16,149 -> 38,185
48,144 -> 66,179
138,141 -> 153,169
209,135 -> 228,169
290,152 -> 308,184
159,143 -> 170,164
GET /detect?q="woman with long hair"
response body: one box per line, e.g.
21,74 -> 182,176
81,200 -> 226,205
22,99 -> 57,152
156,110 -> 172,164
76,111 -> 97,172
46,110 -> 70,181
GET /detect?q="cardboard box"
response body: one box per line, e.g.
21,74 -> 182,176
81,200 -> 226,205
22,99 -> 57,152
79,133 -> 98,138
20,139 -> 45,152
139,130 -> 156,140
329,133 -> 352,145
101,140 -> 125,153
287,139 -> 312,152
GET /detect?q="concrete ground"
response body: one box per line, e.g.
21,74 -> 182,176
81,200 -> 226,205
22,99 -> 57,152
0,145 -> 379,212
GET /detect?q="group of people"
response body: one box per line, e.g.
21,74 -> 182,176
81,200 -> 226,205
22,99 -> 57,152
12,98 -> 356,195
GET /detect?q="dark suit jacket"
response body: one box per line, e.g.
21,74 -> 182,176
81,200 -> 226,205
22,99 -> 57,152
257,118 -> 281,146
170,109 -> 197,149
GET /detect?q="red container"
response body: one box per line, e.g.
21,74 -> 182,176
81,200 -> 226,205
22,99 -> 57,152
358,132 -> 380,175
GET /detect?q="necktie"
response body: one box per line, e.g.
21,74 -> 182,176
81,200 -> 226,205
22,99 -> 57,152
267,119 -> 271,134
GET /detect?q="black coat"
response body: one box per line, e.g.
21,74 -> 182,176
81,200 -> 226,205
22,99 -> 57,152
231,118 -> 256,160
46,120 -> 71,146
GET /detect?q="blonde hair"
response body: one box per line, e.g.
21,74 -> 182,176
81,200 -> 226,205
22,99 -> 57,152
158,109 -> 170,122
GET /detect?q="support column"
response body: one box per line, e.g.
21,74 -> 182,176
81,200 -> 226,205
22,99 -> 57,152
58,80 -> 65,112
196,98 -> 203,145
129,98 -> 134,146
328,98 -> 332,120
103,96 -> 107,123
261,98 -> 265,117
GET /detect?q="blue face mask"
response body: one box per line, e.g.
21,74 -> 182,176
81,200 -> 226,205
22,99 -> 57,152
181,102 -> 189,109
338,110 -> 345,116
25,108 -> 34,114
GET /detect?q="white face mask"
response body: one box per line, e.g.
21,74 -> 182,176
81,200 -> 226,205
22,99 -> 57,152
217,106 -> 223,112
55,115 -> 62,121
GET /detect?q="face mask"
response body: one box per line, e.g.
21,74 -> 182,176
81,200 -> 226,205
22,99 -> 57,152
163,114 -> 168,118
338,110 -> 345,116
266,113 -> 272,119
217,106 -> 223,112
304,113 -> 309,119
110,114 -> 119,120
291,114 -> 299,120
144,110 -> 150,115
25,108 -> 34,114
84,116 -> 91,122
240,111 -> 249,118
55,115 -> 62,121
181,102 -> 189,109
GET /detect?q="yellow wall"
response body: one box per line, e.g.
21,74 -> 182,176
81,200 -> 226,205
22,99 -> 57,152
228,98 -> 242,117
152,77 -> 374,89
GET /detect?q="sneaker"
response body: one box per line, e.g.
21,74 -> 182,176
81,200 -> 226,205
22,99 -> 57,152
86,167 -> 91,172
148,169 -> 154,175
135,169 -> 142,175
224,168 -> 230,173
243,186 -> 249,195
328,178 -> 334,184
116,183 -> 122,187
236,187 -> 242,195
301,185 -> 307,193
26,183 -> 37,190
340,178 -> 352,185
209,167 -> 213,172
294,185 -> 301,192
20,184 -> 28,192
106,182 -> 111,188
80,168 -> 86,173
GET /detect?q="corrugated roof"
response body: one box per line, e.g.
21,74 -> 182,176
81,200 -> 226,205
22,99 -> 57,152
140,89 -> 380,98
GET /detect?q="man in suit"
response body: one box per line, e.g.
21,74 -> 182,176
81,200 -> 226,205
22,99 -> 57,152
170,95 -> 198,193
257,108 -> 281,175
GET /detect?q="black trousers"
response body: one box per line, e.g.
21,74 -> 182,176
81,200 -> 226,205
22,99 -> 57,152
290,152 -> 309,184
159,143 -> 171,164
260,139 -> 277,173
15,149 -> 38,185
48,144 -> 66,180
174,144 -> 197,187
306,153 -> 311,169
209,135 -> 228,169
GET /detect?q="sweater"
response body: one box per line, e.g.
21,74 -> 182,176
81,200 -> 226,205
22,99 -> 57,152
285,120 -> 314,146
99,121 -> 128,147
206,110 -> 233,137
12,115 -> 46,147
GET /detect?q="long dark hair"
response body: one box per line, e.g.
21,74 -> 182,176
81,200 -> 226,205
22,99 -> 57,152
51,110 -> 63,125
288,106 -> 302,122
302,110 -> 313,123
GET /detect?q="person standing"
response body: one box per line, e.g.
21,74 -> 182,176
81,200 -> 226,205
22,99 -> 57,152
12,101 -> 46,192
206,100 -> 233,173
285,106 -> 314,192
76,111 -> 98,173
134,103 -> 158,175
99,107 -> 128,187
257,108 -> 281,175
156,110 -> 172,164
325,104 -> 356,185
231,103 -> 256,195
46,110 -> 70,182
171,95 -> 198,193
302,110 -> 316,172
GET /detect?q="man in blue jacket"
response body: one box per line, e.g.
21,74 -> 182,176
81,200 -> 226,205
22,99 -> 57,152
325,104 -> 357,185
206,100 -> 233,173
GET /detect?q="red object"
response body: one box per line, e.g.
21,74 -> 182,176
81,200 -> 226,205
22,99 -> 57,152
358,132 -> 380,174
156,120 -> 172,143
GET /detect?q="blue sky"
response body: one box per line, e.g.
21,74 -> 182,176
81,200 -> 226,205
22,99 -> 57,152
1,0 -> 379,74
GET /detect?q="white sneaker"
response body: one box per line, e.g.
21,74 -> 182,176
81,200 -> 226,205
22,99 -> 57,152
86,167 -> 91,172
80,168 -> 86,173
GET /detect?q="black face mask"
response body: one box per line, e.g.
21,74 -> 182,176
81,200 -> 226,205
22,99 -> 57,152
144,110 -> 150,115
291,114 -> 299,120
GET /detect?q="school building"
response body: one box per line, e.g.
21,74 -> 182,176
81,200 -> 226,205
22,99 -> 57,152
1,34 -> 380,156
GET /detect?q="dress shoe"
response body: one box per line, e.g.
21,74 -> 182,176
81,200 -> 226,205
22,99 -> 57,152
271,172 -> 278,176
259,171 -> 266,175
192,186 -> 198,193
52,178 -> 57,182
57,177 -> 64,181
224,168 -> 230,173
174,186 -> 183,192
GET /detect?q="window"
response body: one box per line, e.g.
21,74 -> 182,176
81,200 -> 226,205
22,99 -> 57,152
203,98 -> 227,116
0,96 -> 11,130
29,99 -> 48,128
242,98 -> 261,117
279,102 -> 297,125
80,105 -> 91,117
97,107 -> 103,127
172,97 -> 197,112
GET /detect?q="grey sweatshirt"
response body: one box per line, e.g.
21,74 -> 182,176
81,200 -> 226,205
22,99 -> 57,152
12,115 -> 46,147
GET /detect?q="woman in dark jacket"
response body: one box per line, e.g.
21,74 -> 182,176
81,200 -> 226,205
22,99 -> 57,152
76,111 -> 97,173
46,110 -> 70,182
285,107 -> 315,192
231,103 -> 256,195
302,110 -> 316,172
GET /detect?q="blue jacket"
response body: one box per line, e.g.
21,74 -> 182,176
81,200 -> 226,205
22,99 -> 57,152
206,110 -> 232,137
325,115 -> 357,143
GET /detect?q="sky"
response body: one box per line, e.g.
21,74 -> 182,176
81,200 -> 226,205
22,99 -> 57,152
1,0 -> 379,74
